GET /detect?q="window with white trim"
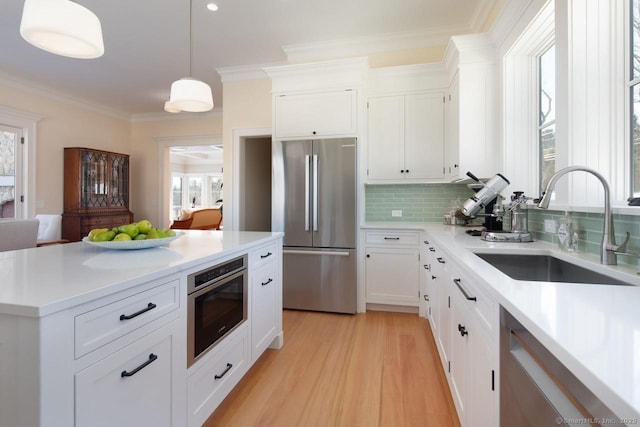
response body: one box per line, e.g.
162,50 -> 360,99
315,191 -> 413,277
630,0 -> 640,196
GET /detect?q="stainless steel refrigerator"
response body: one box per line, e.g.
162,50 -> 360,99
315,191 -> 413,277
272,138 -> 357,314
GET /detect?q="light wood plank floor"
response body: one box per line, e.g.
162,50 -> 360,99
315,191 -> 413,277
204,310 -> 460,427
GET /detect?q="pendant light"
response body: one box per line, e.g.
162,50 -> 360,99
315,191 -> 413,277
166,0 -> 214,113
20,0 -> 104,59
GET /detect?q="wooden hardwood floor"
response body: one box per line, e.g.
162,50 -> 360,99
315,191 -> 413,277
205,310 -> 460,427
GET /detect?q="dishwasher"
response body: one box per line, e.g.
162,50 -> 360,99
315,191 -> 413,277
500,308 -> 625,427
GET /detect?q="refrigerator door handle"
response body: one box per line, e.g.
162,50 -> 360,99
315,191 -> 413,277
284,249 -> 350,257
304,154 -> 310,231
313,154 -> 319,231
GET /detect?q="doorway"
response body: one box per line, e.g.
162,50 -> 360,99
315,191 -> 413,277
236,136 -> 272,231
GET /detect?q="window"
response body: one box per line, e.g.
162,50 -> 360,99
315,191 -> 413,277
187,176 -> 203,209
171,175 -> 183,220
538,44 -> 556,191
631,0 -> 640,196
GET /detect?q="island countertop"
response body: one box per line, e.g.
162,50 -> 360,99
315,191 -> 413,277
0,230 -> 283,318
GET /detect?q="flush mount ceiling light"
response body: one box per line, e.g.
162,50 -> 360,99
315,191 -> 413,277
167,0 -> 214,113
20,0 -> 104,59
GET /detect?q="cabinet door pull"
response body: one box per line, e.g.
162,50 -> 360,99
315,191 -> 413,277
458,324 -> 468,337
453,278 -> 477,301
261,278 -> 273,286
384,237 -> 400,240
429,247 -> 436,252
121,353 -> 157,378
260,252 -> 273,259
120,302 -> 157,321
437,257 -> 445,264
214,363 -> 233,380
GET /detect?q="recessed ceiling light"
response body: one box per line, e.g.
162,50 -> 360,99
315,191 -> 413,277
206,3 -> 219,11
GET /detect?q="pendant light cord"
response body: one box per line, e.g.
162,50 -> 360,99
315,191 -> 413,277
189,0 -> 193,77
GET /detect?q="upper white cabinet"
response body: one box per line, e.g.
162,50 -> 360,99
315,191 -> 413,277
367,92 -> 445,182
443,34 -> 499,181
366,63 -> 448,184
273,89 -> 357,139
265,58 -> 368,141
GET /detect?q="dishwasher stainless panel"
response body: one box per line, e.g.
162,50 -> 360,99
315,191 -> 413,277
500,308 -> 624,427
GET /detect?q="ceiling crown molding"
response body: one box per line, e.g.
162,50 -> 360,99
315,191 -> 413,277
282,27 -> 464,64
216,63 -> 282,82
0,68 -> 129,121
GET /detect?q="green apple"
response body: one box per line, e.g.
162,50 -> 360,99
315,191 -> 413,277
164,229 -> 176,237
88,228 -> 109,241
113,232 -> 132,241
134,233 -> 147,240
118,223 -> 139,238
137,219 -> 153,234
146,228 -> 161,239
94,230 -> 116,242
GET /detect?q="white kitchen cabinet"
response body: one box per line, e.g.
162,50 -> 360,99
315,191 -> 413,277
364,230 -> 420,307
273,89 -> 358,139
367,92 -> 445,182
187,324 -> 250,427
438,254 -> 497,427
444,34 -> 499,181
249,241 -> 282,362
75,319 -> 181,427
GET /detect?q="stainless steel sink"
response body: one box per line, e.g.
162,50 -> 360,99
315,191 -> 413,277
474,253 -> 635,285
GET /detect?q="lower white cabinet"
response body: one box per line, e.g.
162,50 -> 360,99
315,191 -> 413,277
364,230 -> 420,307
75,319 -> 181,427
187,324 -> 250,427
425,235 -> 497,427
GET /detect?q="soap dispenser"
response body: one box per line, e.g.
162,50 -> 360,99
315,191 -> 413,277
557,211 -> 578,252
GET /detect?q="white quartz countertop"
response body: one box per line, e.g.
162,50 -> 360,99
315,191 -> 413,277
0,230 -> 282,318
363,222 -> 640,421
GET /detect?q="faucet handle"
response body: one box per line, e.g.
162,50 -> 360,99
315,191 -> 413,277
610,231 -> 630,253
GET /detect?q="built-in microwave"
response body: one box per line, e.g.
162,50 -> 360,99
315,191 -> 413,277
187,255 -> 247,367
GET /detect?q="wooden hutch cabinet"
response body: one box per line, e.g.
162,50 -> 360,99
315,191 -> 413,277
62,148 -> 134,242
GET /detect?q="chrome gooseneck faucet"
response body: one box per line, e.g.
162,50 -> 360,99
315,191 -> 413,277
537,166 -> 628,265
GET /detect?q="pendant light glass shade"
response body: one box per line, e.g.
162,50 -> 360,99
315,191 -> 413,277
169,78 -> 214,113
20,0 -> 104,59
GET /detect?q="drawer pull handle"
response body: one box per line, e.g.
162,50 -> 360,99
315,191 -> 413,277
260,252 -> 273,259
120,302 -> 157,321
453,278 -> 477,301
437,257 -> 445,264
261,278 -> 273,286
214,363 -> 233,380
429,247 -> 436,252
384,237 -> 400,240
121,353 -> 157,378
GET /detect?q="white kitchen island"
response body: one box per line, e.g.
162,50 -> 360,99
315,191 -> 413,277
0,230 -> 284,427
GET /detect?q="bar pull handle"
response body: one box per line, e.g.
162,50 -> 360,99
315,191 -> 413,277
304,155 -> 310,231
120,302 -> 156,321
260,252 -> 272,259
121,353 -> 157,377
384,237 -> 400,240
437,257 -> 446,264
214,363 -> 233,380
313,154 -> 319,231
261,278 -> 273,286
453,278 -> 477,301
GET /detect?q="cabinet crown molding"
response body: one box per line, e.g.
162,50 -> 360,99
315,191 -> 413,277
264,57 -> 369,93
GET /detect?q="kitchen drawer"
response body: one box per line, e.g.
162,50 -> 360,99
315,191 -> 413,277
188,325 -> 249,427
75,279 -> 180,358
75,321 -> 175,427
82,214 -> 132,227
365,230 -> 420,247
249,241 -> 280,270
251,262 -> 279,360
449,270 -> 494,333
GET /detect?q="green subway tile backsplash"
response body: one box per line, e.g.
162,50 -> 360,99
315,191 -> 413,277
365,184 -> 640,268
365,184 -> 476,222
